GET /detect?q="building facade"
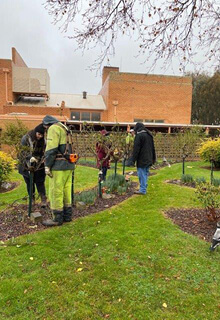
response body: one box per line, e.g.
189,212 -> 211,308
0,48 -> 192,129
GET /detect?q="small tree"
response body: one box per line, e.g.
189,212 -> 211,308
109,127 -> 127,176
2,120 -> 28,158
195,183 -> 220,221
174,126 -> 204,175
79,124 -> 128,197
197,138 -> 220,184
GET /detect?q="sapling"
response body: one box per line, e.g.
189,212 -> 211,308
195,183 -> 220,221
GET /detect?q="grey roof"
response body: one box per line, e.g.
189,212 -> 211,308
47,93 -> 106,110
15,93 -> 106,110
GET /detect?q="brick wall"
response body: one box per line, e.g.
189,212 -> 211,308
0,59 -> 13,107
100,68 -> 192,124
102,66 -> 119,85
99,76 -> 110,121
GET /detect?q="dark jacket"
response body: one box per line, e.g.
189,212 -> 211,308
131,123 -> 156,168
96,143 -> 110,169
18,130 -> 45,177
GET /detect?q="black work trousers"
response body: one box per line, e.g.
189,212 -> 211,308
23,168 -> 46,198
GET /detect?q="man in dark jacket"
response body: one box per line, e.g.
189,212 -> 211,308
131,123 -> 156,195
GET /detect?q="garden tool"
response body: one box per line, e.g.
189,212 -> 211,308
27,160 -> 37,217
98,169 -> 103,198
71,170 -> 75,205
210,222 -> 220,251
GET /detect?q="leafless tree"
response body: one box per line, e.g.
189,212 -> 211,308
45,0 -> 220,70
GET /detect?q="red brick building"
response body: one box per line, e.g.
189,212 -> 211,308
0,48 -> 192,129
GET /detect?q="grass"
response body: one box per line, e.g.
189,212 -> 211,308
1,161 -> 220,319
0,165 -> 98,209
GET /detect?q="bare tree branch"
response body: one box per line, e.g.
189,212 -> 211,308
44,0 -> 220,70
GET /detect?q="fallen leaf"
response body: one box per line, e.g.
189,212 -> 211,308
77,268 -> 83,272
162,303 -> 168,308
29,257 -> 34,261
52,281 -> 56,284
79,261 -> 83,265
24,289 -> 28,294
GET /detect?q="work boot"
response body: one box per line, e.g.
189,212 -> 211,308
42,210 -> 63,227
134,191 -> 146,195
40,194 -> 47,208
63,206 -> 72,222
42,219 -> 60,227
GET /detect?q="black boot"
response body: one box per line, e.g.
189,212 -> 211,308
63,206 -> 72,222
40,194 -> 47,208
42,210 -> 63,227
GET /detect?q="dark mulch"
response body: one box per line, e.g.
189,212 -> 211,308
0,181 -> 20,194
166,179 -> 195,188
165,208 -> 220,242
201,166 -> 220,171
0,182 -> 138,242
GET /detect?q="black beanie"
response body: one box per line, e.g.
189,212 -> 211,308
34,123 -> 45,134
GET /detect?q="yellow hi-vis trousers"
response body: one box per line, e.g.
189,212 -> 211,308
48,170 -> 73,211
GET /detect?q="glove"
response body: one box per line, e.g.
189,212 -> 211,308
30,157 -> 38,163
45,166 -> 53,178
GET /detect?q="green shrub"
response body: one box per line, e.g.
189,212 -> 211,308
181,174 -> 194,184
75,189 -> 97,205
197,138 -> 220,167
2,120 -> 28,158
0,151 -> 15,187
103,174 -> 128,193
195,182 -> 220,220
117,185 -> 128,195
195,176 -> 206,184
212,178 -> 220,187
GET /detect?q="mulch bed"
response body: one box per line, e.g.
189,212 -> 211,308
166,179 -> 195,188
0,181 -> 20,193
0,182 -> 138,242
165,208 -> 220,242
201,166 -> 220,171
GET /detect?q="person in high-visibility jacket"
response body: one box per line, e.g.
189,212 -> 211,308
42,115 -> 75,226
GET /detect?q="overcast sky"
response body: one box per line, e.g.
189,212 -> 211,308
0,0 -> 209,95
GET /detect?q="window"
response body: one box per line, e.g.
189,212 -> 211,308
145,119 -> 154,123
71,111 -> 80,120
91,112 -> 101,121
81,112 -> 90,121
134,119 -> 143,122
70,111 -> 102,121
155,120 -> 164,123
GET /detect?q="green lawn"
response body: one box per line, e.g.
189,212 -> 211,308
1,161 -> 220,319
0,165 -> 98,209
